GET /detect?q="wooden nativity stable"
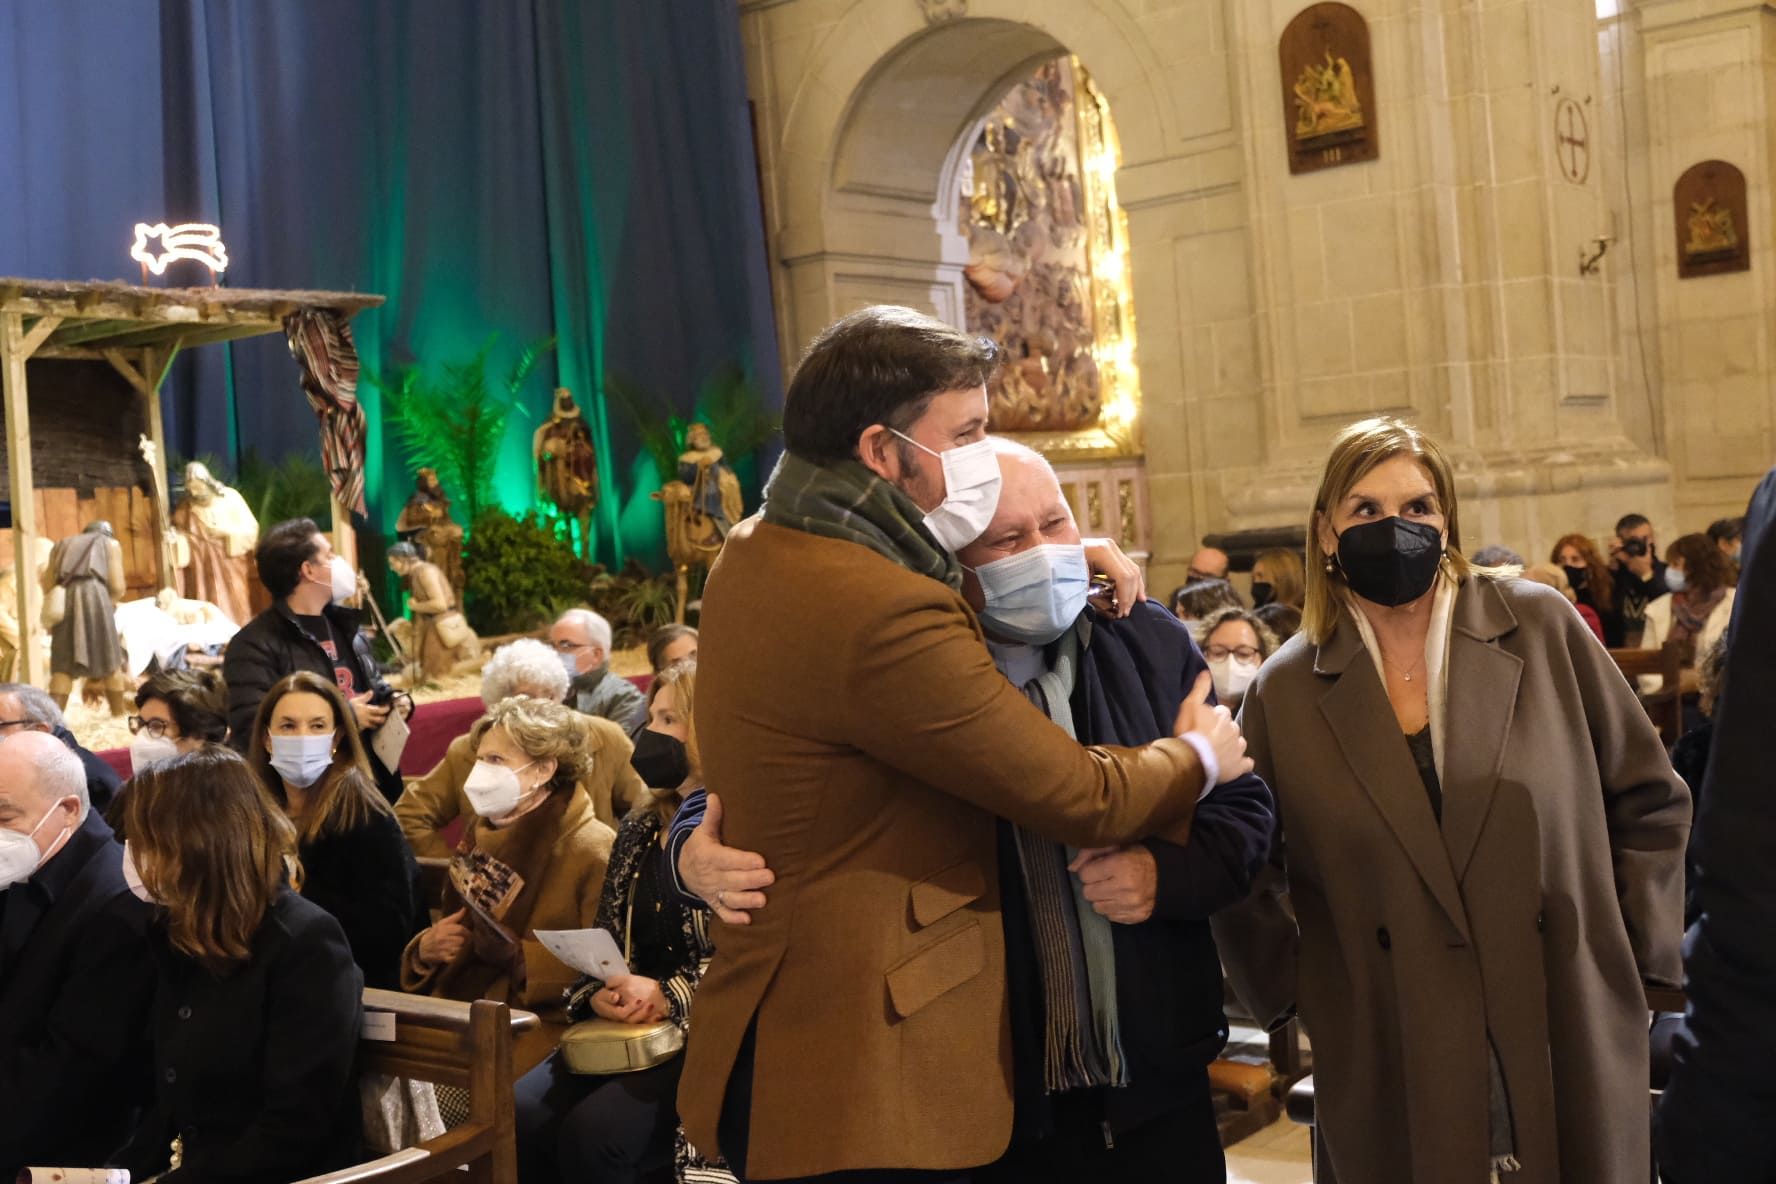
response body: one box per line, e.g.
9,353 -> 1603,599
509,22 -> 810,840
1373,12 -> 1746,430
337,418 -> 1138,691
0,278 -> 383,683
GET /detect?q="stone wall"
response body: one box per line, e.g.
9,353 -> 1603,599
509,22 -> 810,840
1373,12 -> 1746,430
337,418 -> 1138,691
739,0 -> 1763,590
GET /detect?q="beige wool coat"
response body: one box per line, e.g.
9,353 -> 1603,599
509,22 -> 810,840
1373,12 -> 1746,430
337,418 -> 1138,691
1216,576 -> 1689,1184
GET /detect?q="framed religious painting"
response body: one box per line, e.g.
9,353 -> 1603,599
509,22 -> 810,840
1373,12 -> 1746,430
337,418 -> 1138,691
1280,3 -> 1379,175
1674,160 -> 1750,278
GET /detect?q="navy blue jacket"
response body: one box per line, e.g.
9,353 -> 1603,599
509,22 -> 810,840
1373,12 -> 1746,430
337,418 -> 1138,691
1003,599 -> 1275,1139
1657,467 -> 1776,1181
0,810 -> 153,1178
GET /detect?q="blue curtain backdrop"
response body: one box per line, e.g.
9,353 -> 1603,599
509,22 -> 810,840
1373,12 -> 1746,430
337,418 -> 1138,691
0,0 -> 781,566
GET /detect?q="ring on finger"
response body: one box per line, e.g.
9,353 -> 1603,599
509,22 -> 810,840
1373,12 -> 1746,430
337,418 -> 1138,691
716,890 -> 727,909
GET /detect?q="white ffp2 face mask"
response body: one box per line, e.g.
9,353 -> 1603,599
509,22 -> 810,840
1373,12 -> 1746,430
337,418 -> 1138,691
0,801 -> 72,890
309,554 -> 357,604
967,543 -> 1091,646
891,431 -> 1002,553
268,732 -> 336,789
121,840 -> 154,903
464,758 -> 538,819
130,733 -> 180,775
1207,655 -> 1261,702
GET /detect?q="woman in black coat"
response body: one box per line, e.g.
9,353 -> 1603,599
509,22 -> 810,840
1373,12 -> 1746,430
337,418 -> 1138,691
248,671 -> 418,989
113,746 -> 363,1183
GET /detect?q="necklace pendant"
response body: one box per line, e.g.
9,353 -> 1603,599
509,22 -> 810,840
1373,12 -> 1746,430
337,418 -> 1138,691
1403,673 -> 1413,681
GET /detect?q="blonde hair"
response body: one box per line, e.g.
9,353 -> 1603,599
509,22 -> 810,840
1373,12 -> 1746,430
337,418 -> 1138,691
248,671 -> 391,844
469,695 -> 590,794
1302,417 -> 1477,645
1252,548 -> 1307,610
118,746 -> 298,974
642,662 -> 700,822
1522,562 -> 1577,602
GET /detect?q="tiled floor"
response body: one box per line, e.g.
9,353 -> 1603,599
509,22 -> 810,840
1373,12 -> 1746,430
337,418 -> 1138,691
1227,1117 -> 1313,1184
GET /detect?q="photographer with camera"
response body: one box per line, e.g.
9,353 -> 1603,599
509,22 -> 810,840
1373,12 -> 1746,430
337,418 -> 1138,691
223,518 -> 412,803
1610,512 -> 1671,647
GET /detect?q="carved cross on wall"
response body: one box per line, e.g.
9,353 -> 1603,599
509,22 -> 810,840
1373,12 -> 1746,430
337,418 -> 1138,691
1556,98 -> 1590,185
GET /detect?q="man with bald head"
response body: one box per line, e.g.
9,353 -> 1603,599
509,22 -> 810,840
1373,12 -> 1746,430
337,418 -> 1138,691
680,440 -> 1274,1180
0,731 -> 152,1178
1186,546 -> 1230,583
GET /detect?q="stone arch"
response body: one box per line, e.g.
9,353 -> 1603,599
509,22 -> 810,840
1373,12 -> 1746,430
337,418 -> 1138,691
775,1 -> 1177,259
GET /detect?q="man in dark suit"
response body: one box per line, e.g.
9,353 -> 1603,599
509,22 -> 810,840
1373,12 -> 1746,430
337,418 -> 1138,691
0,730 -> 152,1177
1656,466 -> 1776,1180
676,306 -> 1250,1181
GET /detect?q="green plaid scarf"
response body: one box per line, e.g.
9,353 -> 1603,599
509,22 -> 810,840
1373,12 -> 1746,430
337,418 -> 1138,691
762,452 -> 962,591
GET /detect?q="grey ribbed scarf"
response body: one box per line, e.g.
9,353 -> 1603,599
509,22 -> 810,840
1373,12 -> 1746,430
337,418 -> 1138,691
1005,624 -> 1128,1092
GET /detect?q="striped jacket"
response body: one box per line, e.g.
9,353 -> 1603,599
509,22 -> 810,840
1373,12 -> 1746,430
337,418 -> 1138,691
564,800 -> 712,1030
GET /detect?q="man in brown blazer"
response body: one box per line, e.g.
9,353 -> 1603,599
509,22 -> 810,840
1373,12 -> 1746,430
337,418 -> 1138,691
678,306 -> 1250,1181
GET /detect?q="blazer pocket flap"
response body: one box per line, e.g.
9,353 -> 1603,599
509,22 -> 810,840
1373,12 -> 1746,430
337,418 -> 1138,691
886,921 -> 985,1020
909,860 -> 986,929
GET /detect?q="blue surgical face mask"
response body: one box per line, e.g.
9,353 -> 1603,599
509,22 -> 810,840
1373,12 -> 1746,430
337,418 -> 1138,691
1665,567 -> 1687,594
966,543 -> 1091,646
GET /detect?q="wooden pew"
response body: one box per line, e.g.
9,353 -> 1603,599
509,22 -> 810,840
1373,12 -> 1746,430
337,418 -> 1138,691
294,989 -> 539,1184
1609,641 -> 1685,746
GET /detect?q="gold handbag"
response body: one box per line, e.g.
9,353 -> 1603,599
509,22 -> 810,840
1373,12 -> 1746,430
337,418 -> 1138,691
559,866 -> 685,1076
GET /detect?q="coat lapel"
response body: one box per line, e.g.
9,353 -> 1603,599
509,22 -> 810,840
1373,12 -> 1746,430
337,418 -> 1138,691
1439,579 -> 1523,882
1315,617 -> 1472,941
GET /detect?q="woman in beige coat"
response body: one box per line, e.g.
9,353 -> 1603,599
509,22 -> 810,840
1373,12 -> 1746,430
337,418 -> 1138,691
1216,417 -> 1689,1184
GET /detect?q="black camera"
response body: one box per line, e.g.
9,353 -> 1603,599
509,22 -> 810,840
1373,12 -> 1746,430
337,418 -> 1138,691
1622,538 -> 1649,558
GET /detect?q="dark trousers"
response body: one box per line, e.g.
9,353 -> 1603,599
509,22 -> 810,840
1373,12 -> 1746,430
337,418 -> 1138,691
513,1049 -> 683,1184
977,1072 -> 1226,1184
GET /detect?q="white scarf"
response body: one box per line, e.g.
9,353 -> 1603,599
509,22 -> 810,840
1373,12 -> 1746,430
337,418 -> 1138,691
1347,573 -> 1458,781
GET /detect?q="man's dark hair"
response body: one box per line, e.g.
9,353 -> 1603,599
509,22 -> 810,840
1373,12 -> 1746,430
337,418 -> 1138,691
781,306 -> 999,465
256,517 -> 325,598
1615,513 -> 1651,537
1708,516 -> 1745,545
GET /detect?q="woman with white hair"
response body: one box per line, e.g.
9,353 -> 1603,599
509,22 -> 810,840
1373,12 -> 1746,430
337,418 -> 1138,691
393,638 -> 645,856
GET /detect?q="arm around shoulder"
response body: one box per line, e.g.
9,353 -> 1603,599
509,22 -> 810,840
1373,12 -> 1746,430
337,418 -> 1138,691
843,582 -> 1205,848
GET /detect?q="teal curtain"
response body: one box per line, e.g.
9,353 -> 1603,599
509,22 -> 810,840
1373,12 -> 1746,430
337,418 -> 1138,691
0,0 -> 782,569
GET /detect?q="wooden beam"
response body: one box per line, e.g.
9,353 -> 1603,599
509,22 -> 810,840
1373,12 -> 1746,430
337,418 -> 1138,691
139,345 -> 180,591
102,348 -> 152,396
49,318 -> 143,346
17,315 -> 62,360
2,312 -> 40,684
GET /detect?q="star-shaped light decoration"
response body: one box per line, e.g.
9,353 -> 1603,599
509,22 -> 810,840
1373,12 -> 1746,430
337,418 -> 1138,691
130,222 -> 229,277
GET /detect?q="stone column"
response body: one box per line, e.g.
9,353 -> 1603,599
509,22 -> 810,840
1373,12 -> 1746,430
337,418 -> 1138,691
1634,0 -> 1776,526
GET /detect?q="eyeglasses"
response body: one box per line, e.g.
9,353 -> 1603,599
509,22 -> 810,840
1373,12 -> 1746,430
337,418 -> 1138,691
0,718 -> 39,733
127,716 -> 176,739
552,640 -> 591,653
1204,645 -> 1261,663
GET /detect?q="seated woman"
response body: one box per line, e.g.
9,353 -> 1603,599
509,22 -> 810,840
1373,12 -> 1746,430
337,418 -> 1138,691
248,671 -> 417,990
395,638 -> 644,854
1192,606 -> 1280,712
1250,547 -> 1307,610
401,695 -> 615,1026
514,663 -> 712,1184
113,747 -> 363,1183
128,667 -> 229,774
1552,532 -> 1623,646
1253,601 -> 1303,644
1643,532 -> 1737,667
646,623 -> 698,674
1522,562 -> 1606,643
1169,577 -> 1243,627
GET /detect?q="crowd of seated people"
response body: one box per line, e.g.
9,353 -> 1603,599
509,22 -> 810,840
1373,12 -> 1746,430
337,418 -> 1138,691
0,312 -> 1764,1184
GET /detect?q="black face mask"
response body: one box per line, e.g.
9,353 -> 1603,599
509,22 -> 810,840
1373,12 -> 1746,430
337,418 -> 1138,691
631,727 -> 691,789
1250,581 -> 1276,608
1562,563 -> 1589,589
1335,517 -> 1444,607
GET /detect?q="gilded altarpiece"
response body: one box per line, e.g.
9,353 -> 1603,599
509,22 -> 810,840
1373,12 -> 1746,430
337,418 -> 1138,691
960,57 -> 1142,463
